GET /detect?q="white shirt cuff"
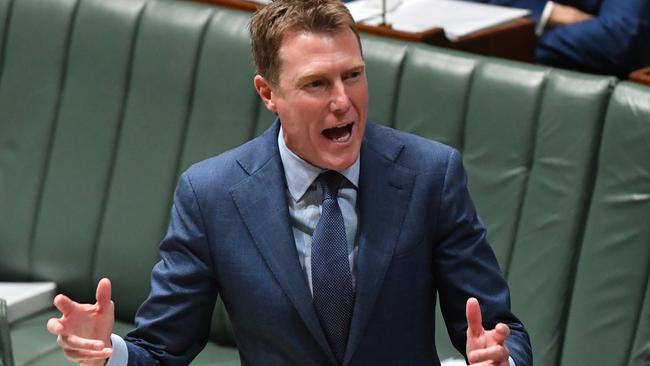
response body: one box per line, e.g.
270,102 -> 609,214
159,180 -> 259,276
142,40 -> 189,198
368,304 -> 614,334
105,334 -> 128,366
535,1 -> 555,35
441,356 -> 516,366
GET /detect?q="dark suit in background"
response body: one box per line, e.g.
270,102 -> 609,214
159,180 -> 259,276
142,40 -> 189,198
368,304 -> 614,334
479,0 -> 650,77
122,122 -> 532,365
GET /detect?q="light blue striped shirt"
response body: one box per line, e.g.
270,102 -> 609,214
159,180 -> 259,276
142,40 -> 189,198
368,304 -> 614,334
277,127 -> 360,294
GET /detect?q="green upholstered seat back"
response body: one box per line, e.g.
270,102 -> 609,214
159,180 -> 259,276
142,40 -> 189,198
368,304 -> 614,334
506,71 -> 613,365
395,47 -> 478,148
360,36 -> 408,127
0,0 -> 79,283
560,83 -> 650,366
629,272 -> 650,366
0,0 -> 254,345
461,60 -> 547,268
90,0 -> 216,320
1,0 -> 649,364
30,0 -> 146,303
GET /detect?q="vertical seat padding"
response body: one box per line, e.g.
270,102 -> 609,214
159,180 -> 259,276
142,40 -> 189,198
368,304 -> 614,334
92,0 -> 214,320
394,46 -> 477,150
179,8 -> 259,172
560,83 -> 650,366
31,0 -> 146,301
462,61 -> 546,269
361,35 -> 408,127
0,0 -> 77,280
508,71 -> 613,366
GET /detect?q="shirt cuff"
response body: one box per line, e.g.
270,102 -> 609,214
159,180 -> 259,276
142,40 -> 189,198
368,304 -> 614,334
105,334 -> 128,366
509,355 -> 516,366
535,1 -> 555,35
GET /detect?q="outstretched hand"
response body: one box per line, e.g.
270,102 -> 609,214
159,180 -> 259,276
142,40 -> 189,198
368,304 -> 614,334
465,297 -> 510,366
47,278 -> 115,366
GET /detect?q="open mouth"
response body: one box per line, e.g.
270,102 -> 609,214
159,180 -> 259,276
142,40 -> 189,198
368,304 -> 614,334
322,123 -> 354,143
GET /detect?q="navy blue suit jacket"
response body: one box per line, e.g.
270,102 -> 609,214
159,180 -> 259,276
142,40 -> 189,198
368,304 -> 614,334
479,0 -> 650,77
123,122 -> 532,365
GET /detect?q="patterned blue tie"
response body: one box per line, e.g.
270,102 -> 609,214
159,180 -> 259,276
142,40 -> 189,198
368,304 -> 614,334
312,170 -> 354,364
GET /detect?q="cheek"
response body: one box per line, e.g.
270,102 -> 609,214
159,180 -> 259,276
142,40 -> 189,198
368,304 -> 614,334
288,97 -> 323,118
350,86 -> 368,110
283,116 -> 320,149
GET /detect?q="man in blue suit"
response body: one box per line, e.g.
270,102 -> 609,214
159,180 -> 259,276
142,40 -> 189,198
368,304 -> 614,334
478,0 -> 650,78
47,0 -> 531,365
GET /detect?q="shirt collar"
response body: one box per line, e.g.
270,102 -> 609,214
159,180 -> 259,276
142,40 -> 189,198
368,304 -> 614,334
278,126 -> 360,202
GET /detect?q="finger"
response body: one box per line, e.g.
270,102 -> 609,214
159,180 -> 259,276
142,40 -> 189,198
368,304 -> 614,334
58,334 -> 106,351
47,318 -> 65,335
466,297 -> 483,337
491,323 -> 510,344
63,347 -> 113,363
96,278 -> 112,309
468,344 -> 509,364
53,294 -> 77,316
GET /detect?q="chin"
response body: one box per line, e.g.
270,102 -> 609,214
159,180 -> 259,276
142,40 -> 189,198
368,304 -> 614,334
321,154 -> 357,171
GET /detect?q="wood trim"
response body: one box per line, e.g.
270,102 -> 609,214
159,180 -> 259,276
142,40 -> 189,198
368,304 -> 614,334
356,23 -> 446,44
194,0 -> 447,43
195,0 -> 260,12
193,0 -> 534,62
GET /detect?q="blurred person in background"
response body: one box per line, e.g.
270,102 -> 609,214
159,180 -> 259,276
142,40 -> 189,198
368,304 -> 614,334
475,0 -> 650,78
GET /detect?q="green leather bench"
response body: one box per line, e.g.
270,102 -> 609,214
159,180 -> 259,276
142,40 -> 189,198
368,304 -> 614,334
0,0 -> 648,365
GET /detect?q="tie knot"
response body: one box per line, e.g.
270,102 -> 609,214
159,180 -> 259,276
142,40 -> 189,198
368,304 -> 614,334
319,170 -> 344,200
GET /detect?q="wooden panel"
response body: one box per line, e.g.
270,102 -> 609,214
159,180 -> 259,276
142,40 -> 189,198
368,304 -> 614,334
194,0 -> 535,62
446,18 -> 535,63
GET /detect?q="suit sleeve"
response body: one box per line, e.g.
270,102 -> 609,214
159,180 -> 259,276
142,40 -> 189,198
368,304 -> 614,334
433,149 -> 532,366
536,0 -> 650,76
124,172 -> 219,366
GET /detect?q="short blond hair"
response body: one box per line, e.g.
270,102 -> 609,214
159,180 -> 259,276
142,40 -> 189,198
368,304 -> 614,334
249,0 -> 361,86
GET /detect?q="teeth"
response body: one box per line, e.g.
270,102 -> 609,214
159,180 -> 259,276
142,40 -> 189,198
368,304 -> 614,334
323,123 -> 353,142
334,131 -> 351,142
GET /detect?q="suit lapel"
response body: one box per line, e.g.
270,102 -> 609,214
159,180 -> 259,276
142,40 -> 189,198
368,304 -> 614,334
344,126 -> 416,365
230,123 -> 337,364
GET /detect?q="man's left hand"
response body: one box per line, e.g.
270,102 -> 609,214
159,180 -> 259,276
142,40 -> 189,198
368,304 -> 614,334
465,297 -> 510,366
548,3 -> 594,27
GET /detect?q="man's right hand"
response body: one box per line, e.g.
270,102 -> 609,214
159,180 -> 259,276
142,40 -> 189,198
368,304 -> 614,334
47,278 -> 115,366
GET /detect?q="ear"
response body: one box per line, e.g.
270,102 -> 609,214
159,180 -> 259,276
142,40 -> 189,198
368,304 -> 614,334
254,74 -> 278,113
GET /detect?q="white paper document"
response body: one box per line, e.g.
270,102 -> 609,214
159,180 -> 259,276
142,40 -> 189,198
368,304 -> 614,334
0,282 -> 56,323
347,0 -> 403,22
347,0 -> 529,40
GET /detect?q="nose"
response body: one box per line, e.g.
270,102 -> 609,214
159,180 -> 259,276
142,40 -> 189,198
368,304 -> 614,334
329,80 -> 351,114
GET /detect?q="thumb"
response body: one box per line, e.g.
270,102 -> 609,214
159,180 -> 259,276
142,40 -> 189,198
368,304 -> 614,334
53,294 -> 77,316
466,297 -> 484,337
96,278 -> 112,309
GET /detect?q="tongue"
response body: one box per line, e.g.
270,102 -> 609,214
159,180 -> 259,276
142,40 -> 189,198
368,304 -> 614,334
323,125 -> 350,141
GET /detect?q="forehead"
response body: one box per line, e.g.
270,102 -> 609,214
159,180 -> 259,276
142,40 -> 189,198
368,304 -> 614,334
276,28 -> 363,78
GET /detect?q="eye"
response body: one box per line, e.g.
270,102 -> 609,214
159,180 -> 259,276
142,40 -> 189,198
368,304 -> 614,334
304,79 -> 325,90
344,70 -> 362,81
